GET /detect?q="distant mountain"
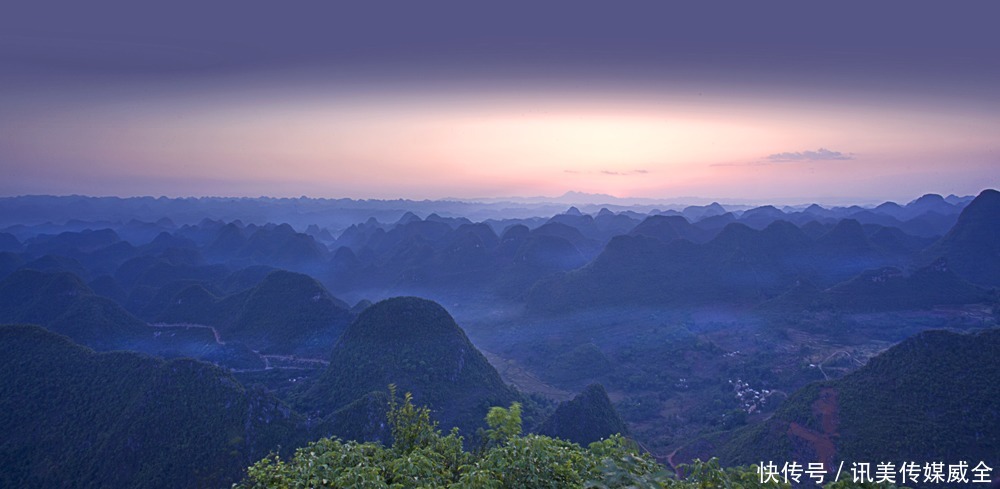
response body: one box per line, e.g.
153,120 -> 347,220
898,210 -> 962,238
0,269 -> 149,349
0,193 -> 974,232
868,226 -> 937,256
682,202 -> 727,222
540,342 -> 614,386
870,193 -> 963,223
815,218 -> 875,254
920,188 -> 1000,287
24,228 -> 121,256
0,324 -> 306,488
115,218 -> 177,245
694,212 -> 737,234
526,235 -> 694,312
21,254 -> 90,279
297,297 -> 518,437
758,277 -> 827,311
527,217 -> 912,313
494,227 -> 588,299
0,232 -> 20,252
874,200 -> 904,216
153,270 -> 352,356
800,220 -> 831,239
217,264 -> 279,294
595,210 -> 640,235
822,194 -> 965,239
205,222 -> 247,259
0,252 -> 25,280
538,384 -> 629,446
822,259 -> 988,311
630,215 -> 709,243
904,193 -> 961,217
473,191 -> 663,206
237,223 -> 328,270
396,211 -> 422,225
708,328 -> 1000,470
144,281 -> 225,323
418,222 -> 501,286
945,194 -> 976,206
3,191 -> 993,315
0,269 -> 259,368
140,231 -> 197,254
738,205 -> 787,230
114,252 -> 230,295
224,270 -> 351,353
87,274 -> 128,303
532,221 -> 602,258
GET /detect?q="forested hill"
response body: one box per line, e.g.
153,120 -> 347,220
297,297 -> 520,438
710,328 -> 1000,472
0,190 -> 995,487
149,269 -> 353,356
0,324 -> 308,488
0,269 -> 150,349
539,383 -> 629,446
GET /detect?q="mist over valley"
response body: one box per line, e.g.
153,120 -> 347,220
1,190 -> 997,487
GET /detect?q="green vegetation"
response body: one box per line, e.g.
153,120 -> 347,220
0,269 -> 149,348
226,270 -> 351,354
834,329 -> 1000,463
1,192 -> 996,488
919,188 -> 999,287
715,329 -> 1000,470
485,400 -> 523,444
296,297 -> 519,438
153,269 -> 353,355
240,387 -> 902,489
539,383 -> 630,446
242,387 -> 663,488
0,324 -> 307,488
543,343 -> 614,384
820,261 -> 988,312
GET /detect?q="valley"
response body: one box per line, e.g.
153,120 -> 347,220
0,190 -> 997,487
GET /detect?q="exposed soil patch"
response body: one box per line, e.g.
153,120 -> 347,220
787,387 -> 839,468
482,350 -> 574,401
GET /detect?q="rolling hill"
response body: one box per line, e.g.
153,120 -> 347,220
0,324 -> 307,488
297,297 -> 519,438
706,328 -> 1000,471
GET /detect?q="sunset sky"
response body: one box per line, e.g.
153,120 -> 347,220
2,2 -> 998,204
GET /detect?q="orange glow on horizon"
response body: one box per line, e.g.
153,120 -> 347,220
3,83 -> 997,200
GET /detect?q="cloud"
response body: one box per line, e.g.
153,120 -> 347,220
765,148 -> 854,162
710,149 -> 854,168
567,169 -> 650,176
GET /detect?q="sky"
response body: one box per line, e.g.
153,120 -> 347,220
1,1 -> 998,204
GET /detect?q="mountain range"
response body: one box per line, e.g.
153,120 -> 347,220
0,189 -> 996,487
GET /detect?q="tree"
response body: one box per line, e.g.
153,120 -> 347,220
239,387 -> 891,488
484,402 -> 522,444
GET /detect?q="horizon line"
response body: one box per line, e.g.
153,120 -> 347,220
1,189 -> 989,210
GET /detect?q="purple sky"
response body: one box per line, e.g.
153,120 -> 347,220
2,1 -> 998,203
